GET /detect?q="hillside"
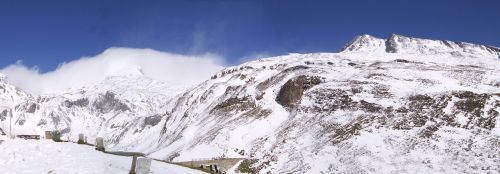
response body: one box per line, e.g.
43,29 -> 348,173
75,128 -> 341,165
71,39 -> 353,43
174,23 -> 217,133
1,34 -> 499,173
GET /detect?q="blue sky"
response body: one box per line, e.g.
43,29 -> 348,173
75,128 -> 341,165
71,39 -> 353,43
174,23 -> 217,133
1,0 -> 499,72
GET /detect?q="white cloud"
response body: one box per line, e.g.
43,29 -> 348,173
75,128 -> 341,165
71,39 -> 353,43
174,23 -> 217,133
237,52 -> 272,64
0,47 -> 224,94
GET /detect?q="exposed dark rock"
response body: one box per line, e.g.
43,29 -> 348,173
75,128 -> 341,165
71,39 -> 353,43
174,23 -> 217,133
243,107 -> 272,118
222,86 -> 245,97
257,75 -> 286,92
417,78 -> 436,86
257,66 -> 310,93
0,109 -> 8,121
359,100 -> 382,113
37,119 -> 47,126
350,86 -> 363,94
331,121 -> 363,145
302,87 -> 496,133
93,91 -> 130,113
237,159 -> 261,174
64,98 -> 89,108
420,125 -> 439,138
239,74 -> 247,80
394,59 -> 411,63
211,96 -> 256,114
276,75 -> 322,109
49,112 -> 60,126
301,88 -> 355,113
26,103 -> 38,113
385,34 -> 400,53
15,103 -> 39,113
143,115 -> 162,127
370,84 -> 392,98
281,65 -> 309,74
451,91 -> 494,129
366,73 -> 387,79
17,119 -> 25,125
167,152 -> 180,162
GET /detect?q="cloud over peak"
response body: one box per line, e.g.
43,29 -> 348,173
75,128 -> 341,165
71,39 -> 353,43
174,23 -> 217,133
0,47 -> 224,94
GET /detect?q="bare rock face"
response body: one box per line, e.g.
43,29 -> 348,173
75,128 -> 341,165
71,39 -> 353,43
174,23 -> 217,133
92,91 -> 130,113
15,102 -> 39,113
0,109 -> 9,121
64,98 -> 89,108
276,75 -> 321,109
211,96 -> 256,114
143,114 -> 162,127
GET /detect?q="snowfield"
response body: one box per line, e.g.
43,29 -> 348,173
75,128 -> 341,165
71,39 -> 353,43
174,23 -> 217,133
0,137 -> 205,174
0,34 -> 499,173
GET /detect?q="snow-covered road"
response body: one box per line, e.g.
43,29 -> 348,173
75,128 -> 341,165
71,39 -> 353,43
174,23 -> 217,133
0,137 -> 206,174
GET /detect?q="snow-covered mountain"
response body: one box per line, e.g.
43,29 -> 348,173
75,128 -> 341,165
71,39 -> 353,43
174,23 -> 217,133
341,34 -> 500,58
1,34 -> 499,173
0,72 -> 187,150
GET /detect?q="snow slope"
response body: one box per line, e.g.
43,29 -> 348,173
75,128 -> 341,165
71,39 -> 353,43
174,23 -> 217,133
146,35 -> 499,173
0,73 -> 187,151
0,137 -> 205,174
0,34 -> 499,173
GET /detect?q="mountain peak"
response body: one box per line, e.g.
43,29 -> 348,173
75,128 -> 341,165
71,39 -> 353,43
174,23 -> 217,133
340,34 -> 386,53
341,34 -> 500,58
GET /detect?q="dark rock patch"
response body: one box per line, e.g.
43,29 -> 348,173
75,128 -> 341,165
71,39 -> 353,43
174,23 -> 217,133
331,121 -> 363,145
419,125 -> 439,138
37,119 -> 47,126
64,98 -> 89,108
394,59 -> 411,63
93,91 -> 130,113
237,159 -> 262,174
15,103 -> 39,113
211,96 -> 256,114
143,115 -> 162,127
243,107 -> 272,118
276,75 -> 322,109
281,65 -> 309,74
0,109 -> 9,121
49,112 -> 60,126
359,100 -> 382,113
370,84 -> 392,98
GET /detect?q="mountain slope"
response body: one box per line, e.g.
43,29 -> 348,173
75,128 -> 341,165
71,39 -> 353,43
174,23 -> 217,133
341,34 -> 500,59
146,49 -> 499,173
1,34 -> 499,173
0,73 -> 187,151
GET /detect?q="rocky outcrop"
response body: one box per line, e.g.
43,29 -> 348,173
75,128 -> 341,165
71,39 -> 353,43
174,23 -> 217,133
92,91 -> 129,113
15,103 -> 39,113
276,75 -> 321,109
64,98 -> 89,108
